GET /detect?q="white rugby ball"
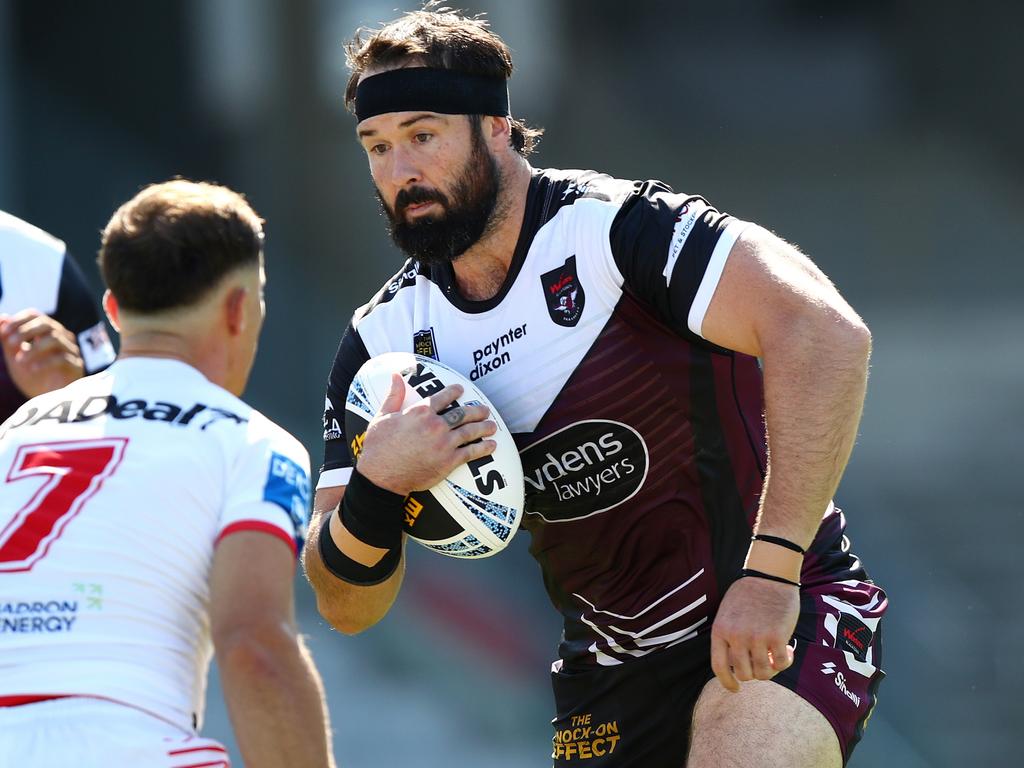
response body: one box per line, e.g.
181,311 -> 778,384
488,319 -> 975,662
345,352 -> 524,559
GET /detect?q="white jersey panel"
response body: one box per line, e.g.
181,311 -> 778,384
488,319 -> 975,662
353,198 -> 625,435
0,358 -> 309,732
0,211 -> 65,315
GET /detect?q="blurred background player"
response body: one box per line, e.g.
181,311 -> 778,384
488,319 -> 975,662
0,210 -> 116,418
0,180 -> 335,768
305,8 -> 885,768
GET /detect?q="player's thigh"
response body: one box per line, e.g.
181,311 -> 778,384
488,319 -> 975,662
687,677 -> 841,768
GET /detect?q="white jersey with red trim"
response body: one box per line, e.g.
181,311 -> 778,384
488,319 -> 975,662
0,357 -> 309,733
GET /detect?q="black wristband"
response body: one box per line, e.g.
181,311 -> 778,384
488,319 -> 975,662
751,534 -> 806,555
740,568 -> 801,588
340,469 -> 407,550
317,510 -> 403,586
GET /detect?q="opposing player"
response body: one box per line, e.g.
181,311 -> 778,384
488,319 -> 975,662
305,8 -> 887,767
0,211 -> 117,419
0,180 -> 335,767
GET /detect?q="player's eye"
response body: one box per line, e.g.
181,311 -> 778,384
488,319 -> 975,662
413,132 -> 432,144
369,143 -> 389,156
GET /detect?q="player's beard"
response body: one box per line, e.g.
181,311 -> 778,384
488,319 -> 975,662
377,122 -> 502,267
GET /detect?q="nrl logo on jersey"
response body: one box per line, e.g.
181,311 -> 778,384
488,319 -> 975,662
413,328 -> 439,360
541,256 -> 585,328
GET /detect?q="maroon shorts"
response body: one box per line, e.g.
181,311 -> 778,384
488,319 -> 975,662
773,578 -> 887,764
549,578 -> 887,766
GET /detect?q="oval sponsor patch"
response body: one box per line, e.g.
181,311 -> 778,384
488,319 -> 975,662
520,420 -> 649,522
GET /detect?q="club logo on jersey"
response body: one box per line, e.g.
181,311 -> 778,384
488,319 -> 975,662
520,420 -> 649,522
413,328 -> 439,360
541,256 -> 585,328
470,322 -> 527,380
264,453 -> 310,545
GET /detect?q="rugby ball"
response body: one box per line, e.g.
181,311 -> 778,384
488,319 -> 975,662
345,352 -> 524,559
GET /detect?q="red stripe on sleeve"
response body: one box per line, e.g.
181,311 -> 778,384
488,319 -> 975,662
215,520 -> 298,557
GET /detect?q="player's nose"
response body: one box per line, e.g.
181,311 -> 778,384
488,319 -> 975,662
388,144 -> 422,188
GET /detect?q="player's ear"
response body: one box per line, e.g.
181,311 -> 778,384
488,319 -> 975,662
102,290 -> 121,332
224,285 -> 248,336
483,115 -> 511,149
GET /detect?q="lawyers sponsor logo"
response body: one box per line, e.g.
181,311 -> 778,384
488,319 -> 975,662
540,256 -> 585,328
520,420 -> 649,522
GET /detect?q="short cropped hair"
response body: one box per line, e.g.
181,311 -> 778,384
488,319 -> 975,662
344,5 -> 543,157
99,179 -> 264,313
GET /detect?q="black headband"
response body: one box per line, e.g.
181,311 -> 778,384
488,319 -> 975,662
354,67 -> 510,122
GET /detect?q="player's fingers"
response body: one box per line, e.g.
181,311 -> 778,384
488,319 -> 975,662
1,311 -> 48,342
427,383 -> 464,415
15,344 -> 79,370
769,640 -> 795,673
750,643 -> 776,681
711,634 -> 739,693
728,644 -> 755,683
453,419 -> 497,445
14,334 -> 68,359
445,403 -> 489,427
378,373 -> 407,414
454,438 -> 497,464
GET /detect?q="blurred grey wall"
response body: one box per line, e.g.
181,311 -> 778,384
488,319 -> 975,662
2,1 -> 1020,765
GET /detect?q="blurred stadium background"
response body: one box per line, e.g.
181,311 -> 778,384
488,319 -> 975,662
2,1 -> 1020,765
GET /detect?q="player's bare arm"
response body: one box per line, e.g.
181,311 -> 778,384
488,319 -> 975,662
0,308 -> 85,398
700,225 -> 872,692
304,485 -> 407,635
212,531 -> 335,768
306,374 -> 497,634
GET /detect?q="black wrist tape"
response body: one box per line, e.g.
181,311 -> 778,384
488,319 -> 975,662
751,533 -> 806,555
740,568 -> 801,588
339,469 -> 407,550
318,510 -> 402,586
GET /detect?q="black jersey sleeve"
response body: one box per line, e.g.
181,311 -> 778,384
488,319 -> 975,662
320,322 -> 371,486
608,180 -> 743,343
53,251 -> 116,373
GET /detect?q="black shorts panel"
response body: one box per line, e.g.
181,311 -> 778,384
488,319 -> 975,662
550,637 -> 712,767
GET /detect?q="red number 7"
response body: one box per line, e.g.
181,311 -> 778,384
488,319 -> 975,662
0,438 -> 128,572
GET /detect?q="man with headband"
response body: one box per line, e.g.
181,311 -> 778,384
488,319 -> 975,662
304,8 -> 887,768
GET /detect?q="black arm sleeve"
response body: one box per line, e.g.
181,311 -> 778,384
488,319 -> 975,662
53,251 -> 115,373
609,180 -> 737,343
321,323 -> 371,478
53,251 -> 103,334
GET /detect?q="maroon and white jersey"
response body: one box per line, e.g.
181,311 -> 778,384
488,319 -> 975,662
321,168 -> 868,668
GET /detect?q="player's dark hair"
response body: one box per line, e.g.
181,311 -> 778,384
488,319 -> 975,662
344,5 -> 543,157
99,179 -> 264,314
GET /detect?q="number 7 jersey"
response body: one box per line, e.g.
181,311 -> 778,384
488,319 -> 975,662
0,357 -> 310,732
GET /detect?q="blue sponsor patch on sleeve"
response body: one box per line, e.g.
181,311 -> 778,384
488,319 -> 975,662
264,452 -> 311,547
